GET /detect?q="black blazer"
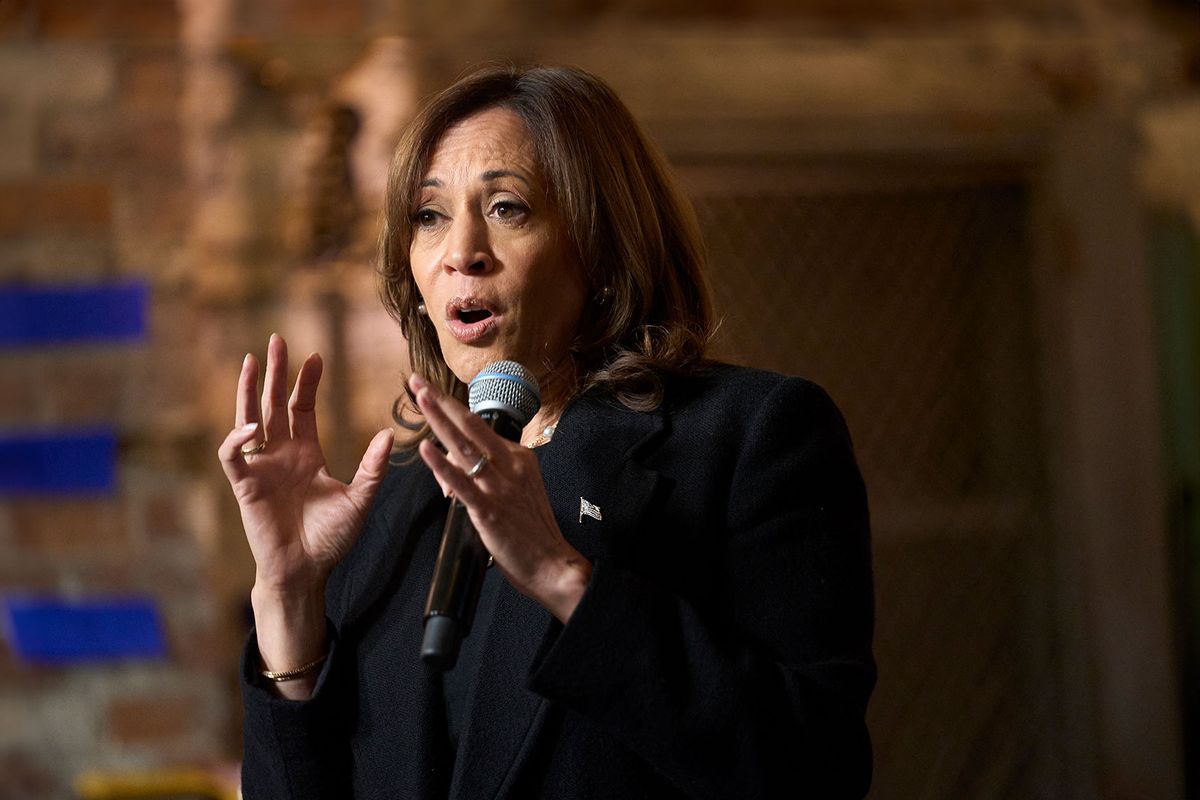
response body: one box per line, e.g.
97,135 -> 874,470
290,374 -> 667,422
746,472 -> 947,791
241,364 -> 875,799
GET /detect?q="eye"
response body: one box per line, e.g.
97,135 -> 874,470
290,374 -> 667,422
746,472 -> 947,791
490,200 -> 528,223
412,208 -> 442,229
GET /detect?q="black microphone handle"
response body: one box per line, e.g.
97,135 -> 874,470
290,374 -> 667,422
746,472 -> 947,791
420,410 -> 524,671
420,498 -> 487,670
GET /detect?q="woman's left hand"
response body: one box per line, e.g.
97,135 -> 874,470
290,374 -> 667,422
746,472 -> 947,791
409,373 -> 593,623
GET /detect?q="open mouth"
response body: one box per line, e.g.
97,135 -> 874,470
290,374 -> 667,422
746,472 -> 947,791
458,307 -> 493,324
446,297 -> 500,342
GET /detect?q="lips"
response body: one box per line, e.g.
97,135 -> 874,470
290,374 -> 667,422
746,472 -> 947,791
445,296 -> 500,343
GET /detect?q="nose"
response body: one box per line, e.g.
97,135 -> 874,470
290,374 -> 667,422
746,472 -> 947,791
441,213 -> 493,276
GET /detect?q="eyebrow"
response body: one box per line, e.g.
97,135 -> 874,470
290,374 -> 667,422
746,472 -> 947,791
481,170 -> 531,187
418,170 -> 532,189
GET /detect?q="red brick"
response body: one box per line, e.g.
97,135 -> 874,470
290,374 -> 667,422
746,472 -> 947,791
0,180 -> 112,235
39,111 -> 118,173
107,0 -> 178,40
0,232 -> 114,280
0,353 -> 41,423
0,0 -> 35,38
118,53 -> 182,113
142,492 -> 183,536
41,350 -> 126,423
0,636 -> 17,675
108,691 -> 204,744
38,0 -> 178,40
8,499 -> 127,554
0,634 -> 63,688
40,110 -> 181,173
37,0 -> 106,38
245,0 -> 366,37
168,618 -> 233,671
0,750 -> 60,799
117,115 -> 183,168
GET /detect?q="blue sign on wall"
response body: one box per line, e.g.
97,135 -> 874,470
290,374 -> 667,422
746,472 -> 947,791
0,430 -> 117,495
2,596 -> 167,664
0,281 -> 148,346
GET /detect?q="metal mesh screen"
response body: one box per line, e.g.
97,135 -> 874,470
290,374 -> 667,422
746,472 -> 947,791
692,177 -> 1061,798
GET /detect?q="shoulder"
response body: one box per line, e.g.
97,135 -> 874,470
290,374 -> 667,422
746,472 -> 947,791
662,362 -> 850,439
624,362 -> 858,494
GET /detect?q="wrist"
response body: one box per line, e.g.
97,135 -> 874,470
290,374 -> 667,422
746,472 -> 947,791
541,554 -> 593,624
250,583 -> 327,673
251,563 -> 326,598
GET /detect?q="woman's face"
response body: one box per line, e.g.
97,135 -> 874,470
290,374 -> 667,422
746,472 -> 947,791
409,106 -> 588,387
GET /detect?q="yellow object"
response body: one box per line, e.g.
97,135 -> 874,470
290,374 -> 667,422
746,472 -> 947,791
74,767 -> 239,800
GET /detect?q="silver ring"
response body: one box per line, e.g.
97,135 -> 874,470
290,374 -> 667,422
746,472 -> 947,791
241,440 -> 267,457
466,453 -> 489,478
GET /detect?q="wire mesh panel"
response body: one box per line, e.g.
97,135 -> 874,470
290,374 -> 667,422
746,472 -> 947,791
691,176 -> 1062,798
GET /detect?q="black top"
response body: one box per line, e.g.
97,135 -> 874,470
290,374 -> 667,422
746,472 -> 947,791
442,554 -> 502,752
241,364 -> 875,800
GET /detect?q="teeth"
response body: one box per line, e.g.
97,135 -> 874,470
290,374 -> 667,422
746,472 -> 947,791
457,306 -> 492,324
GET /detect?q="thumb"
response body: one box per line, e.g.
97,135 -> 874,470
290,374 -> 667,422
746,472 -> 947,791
349,428 -> 395,500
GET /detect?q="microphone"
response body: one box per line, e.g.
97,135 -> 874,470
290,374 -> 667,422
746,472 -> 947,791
420,360 -> 540,671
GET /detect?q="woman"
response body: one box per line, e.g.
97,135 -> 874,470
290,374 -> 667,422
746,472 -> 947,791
221,64 -> 874,799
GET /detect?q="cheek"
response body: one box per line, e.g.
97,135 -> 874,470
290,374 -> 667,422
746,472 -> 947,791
408,253 -> 437,302
544,275 -> 589,339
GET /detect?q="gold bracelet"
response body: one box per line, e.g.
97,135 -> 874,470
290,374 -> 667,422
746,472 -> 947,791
260,654 -> 326,682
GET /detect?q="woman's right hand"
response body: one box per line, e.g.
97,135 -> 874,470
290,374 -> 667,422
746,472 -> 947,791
218,334 -> 394,694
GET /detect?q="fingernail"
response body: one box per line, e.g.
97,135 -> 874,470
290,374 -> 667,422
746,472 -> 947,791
409,373 -> 426,390
242,422 -> 259,432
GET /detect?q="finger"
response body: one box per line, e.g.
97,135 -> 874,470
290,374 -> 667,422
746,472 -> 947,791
288,352 -> 323,442
418,438 -> 486,507
412,376 -> 499,443
217,422 -> 263,481
261,333 -> 290,442
348,429 -> 395,501
235,353 -> 260,429
413,381 -> 495,468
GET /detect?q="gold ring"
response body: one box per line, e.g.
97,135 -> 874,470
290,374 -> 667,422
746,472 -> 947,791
466,453 -> 488,478
241,440 -> 267,457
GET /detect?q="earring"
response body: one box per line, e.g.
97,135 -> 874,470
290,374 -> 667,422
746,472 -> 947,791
417,301 -> 427,316
596,286 -> 612,305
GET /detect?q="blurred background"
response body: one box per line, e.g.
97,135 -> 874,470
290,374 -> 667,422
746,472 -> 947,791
1,0 -> 1198,798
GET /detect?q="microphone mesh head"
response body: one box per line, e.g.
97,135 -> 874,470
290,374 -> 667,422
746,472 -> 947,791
468,360 -> 541,426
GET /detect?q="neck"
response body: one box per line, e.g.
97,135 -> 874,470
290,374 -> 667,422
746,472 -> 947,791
521,356 -> 576,446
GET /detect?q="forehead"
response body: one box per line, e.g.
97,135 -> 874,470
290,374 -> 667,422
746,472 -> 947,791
424,106 -> 540,181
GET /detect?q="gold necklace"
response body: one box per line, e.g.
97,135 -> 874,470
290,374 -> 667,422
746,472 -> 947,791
525,424 -> 557,449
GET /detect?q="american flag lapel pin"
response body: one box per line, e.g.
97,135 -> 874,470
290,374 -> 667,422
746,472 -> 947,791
579,497 -> 602,524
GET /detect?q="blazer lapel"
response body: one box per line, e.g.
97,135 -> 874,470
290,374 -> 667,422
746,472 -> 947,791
448,394 -> 666,800
340,466 -> 454,798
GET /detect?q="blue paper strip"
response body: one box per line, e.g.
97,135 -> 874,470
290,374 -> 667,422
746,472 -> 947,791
0,430 -> 116,495
0,281 -> 147,345
2,596 -> 167,664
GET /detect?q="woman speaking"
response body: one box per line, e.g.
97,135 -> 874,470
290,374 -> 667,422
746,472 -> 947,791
220,64 -> 875,799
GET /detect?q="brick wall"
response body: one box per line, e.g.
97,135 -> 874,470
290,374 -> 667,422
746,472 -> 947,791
0,2 -> 409,795
0,0 -> 1197,798
0,3 -> 235,798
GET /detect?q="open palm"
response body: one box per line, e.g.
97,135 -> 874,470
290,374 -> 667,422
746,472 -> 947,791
218,334 -> 394,595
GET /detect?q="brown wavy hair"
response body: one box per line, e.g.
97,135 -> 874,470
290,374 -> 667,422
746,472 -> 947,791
379,64 -> 713,446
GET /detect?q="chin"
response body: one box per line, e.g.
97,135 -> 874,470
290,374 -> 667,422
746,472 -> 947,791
445,351 -> 500,384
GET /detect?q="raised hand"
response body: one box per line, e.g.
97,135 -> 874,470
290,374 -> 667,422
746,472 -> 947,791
408,373 -> 591,623
218,334 -> 393,695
